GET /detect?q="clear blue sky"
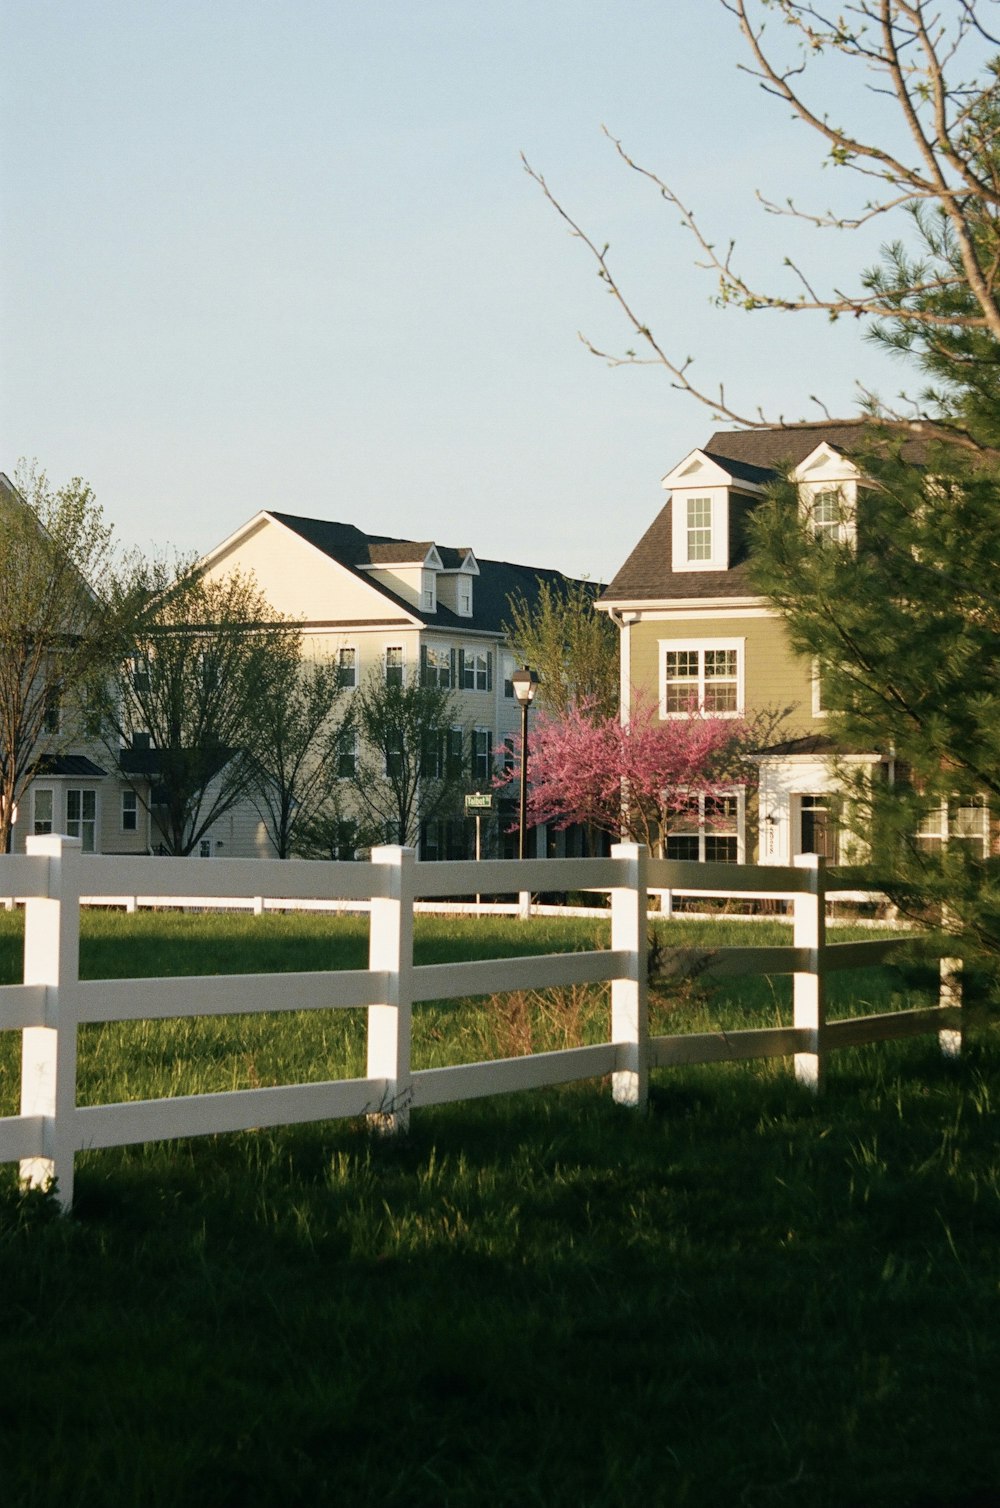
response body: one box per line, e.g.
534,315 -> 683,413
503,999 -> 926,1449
1,0 -> 908,582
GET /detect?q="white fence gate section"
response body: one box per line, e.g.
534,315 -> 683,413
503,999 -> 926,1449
0,835 -> 962,1209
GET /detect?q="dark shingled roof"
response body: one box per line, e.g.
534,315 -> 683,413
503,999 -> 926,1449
269,512 -> 591,633
35,754 -> 107,778
703,423 -> 875,471
752,733 -> 884,759
599,498 -> 757,604
600,421 -> 883,605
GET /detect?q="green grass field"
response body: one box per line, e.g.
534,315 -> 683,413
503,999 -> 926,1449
1,908 -> 998,1507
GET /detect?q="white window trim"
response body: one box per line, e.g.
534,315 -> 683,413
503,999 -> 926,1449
337,728 -> 359,780
799,480 -> 857,547
32,786 -> 55,836
422,642 -> 453,689
665,788 -> 745,863
670,486 -> 729,572
337,645 -> 358,689
658,637 -> 745,719
917,796 -> 989,857
385,645 -> 405,685
121,787 -> 139,833
811,660 -> 827,719
66,787 -> 99,854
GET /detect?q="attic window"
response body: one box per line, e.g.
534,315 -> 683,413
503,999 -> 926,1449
458,582 -> 472,615
811,491 -> 843,544
686,497 -> 712,562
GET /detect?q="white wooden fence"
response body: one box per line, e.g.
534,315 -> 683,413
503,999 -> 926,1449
1,835 -> 962,1210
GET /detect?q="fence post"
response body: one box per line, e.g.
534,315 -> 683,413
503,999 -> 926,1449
20,834 -> 82,1210
793,854 -> 826,1092
611,842 -> 649,1108
938,955 -> 963,1058
367,846 -> 415,1133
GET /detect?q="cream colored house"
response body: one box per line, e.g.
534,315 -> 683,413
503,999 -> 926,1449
196,509 -> 585,860
597,424 -> 887,866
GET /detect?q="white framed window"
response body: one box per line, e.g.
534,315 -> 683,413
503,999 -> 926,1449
666,792 -> 743,863
502,655 -> 517,699
337,728 -> 358,780
337,647 -> 357,689
385,646 -> 404,687
798,792 -> 840,861
122,789 -> 138,832
660,639 -> 743,717
460,649 -> 492,692
458,584 -> 472,616
811,660 -> 828,718
811,489 -> 843,544
421,644 -> 453,689
199,839 -> 212,858
33,788 -> 54,836
916,797 -> 989,857
66,788 -> 97,853
385,730 -> 404,779
686,496 -> 712,561
670,486 -> 728,571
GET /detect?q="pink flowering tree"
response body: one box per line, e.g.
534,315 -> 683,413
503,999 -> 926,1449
498,697 -> 750,855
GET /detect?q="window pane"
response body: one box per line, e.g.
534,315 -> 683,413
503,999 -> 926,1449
686,496 -> 712,561
34,790 -> 53,835
122,790 -> 138,831
337,648 -> 357,688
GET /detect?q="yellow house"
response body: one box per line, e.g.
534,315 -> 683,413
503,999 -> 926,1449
597,424 -> 887,865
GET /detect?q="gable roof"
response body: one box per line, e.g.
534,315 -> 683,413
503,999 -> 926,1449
267,512 -> 590,635
600,421 -> 876,606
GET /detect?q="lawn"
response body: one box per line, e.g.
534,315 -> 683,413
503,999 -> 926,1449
0,908 -> 997,1507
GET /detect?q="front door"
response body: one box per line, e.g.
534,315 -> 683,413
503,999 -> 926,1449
799,794 -> 838,861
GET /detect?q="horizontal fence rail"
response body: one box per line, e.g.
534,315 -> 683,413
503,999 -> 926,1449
0,836 -> 963,1209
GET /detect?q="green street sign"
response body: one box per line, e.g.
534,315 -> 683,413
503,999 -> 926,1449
464,792 -> 494,811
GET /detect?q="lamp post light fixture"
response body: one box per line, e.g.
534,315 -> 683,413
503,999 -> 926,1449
511,666 -> 540,861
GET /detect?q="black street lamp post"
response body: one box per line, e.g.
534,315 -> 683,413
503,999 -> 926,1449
511,666 -> 539,860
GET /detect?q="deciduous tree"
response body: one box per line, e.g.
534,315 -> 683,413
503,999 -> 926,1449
249,655 -> 349,858
501,699 -> 749,855
503,577 -> 618,720
0,463 -> 121,853
105,560 -> 302,856
525,1 -> 1000,445
346,670 -> 467,850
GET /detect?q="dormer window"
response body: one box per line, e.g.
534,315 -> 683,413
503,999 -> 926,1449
793,445 -> 858,549
459,584 -> 472,615
686,497 -> 712,561
811,491 -> 843,545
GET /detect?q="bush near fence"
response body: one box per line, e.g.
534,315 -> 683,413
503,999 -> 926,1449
1,835 -> 962,1210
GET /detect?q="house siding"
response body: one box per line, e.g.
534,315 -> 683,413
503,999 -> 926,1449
628,611 -> 816,734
